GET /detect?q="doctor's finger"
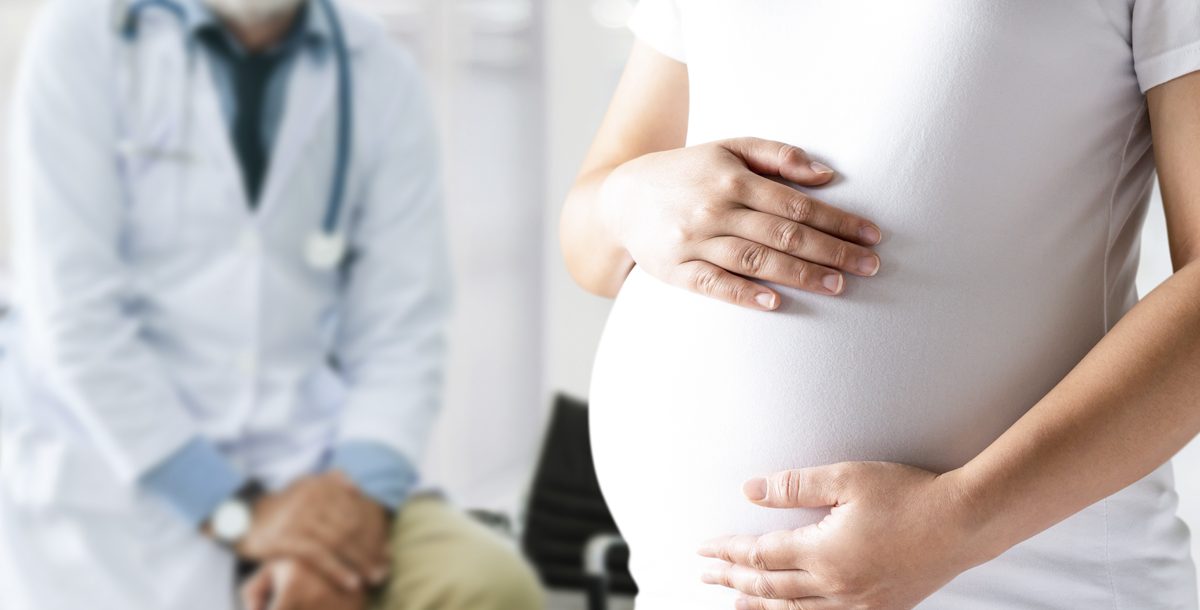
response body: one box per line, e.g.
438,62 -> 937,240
701,562 -> 821,600
239,568 -> 274,610
737,175 -> 882,247
726,209 -> 881,277
264,579 -> 305,610
302,521 -> 376,578
315,504 -> 388,558
311,506 -> 358,544
696,237 -> 845,296
698,529 -> 816,571
277,539 -> 363,592
735,595 -> 839,610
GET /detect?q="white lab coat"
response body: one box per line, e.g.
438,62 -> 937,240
0,1 -> 450,608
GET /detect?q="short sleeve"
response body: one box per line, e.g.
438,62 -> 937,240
628,0 -> 687,63
1131,0 -> 1200,92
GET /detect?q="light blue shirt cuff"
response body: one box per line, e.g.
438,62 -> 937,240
330,442 -> 418,511
141,437 -> 245,527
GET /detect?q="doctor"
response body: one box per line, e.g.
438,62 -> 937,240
0,0 -> 543,609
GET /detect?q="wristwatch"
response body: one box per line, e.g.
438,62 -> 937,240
209,481 -> 265,548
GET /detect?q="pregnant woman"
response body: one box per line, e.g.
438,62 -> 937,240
561,2 -> 1200,608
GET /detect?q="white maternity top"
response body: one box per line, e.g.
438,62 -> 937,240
589,2 -> 1200,608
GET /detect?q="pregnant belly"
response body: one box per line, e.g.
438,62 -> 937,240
589,264 -> 1101,604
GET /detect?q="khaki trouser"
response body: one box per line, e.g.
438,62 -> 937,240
371,495 -> 545,610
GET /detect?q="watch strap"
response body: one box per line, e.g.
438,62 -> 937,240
235,480 -> 266,507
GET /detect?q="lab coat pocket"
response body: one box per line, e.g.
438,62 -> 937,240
120,151 -> 185,255
1,424 -> 139,515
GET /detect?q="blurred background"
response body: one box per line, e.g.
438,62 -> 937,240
0,0 -> 1197,604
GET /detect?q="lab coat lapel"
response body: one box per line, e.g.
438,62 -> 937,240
257,52 -> 336,220
193,53 -> 254,216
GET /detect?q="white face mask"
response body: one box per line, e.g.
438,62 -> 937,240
203,0 -> 307,27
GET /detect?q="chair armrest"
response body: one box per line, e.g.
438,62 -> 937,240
583,533 -> 627,578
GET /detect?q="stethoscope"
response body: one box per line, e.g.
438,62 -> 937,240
115,0 -> 352,271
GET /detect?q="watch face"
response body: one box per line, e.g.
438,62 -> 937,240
213,500 -> 251,543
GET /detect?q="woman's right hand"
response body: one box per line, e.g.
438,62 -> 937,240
598,137 -> 883,310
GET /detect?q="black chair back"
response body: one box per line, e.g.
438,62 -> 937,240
522,394 -> 636,595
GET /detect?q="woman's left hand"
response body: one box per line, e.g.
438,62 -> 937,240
698,462 -> 997,610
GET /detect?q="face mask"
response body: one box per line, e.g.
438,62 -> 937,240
203,0 -> 306,27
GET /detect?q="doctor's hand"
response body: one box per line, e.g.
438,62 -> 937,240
241,558 -> 369,610
698,462 -> 995,610
236,472 -> 393,593
599,138 -> 883,311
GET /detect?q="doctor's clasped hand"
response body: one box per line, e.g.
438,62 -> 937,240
241,559 -> 370,610
224,472 -> 393,591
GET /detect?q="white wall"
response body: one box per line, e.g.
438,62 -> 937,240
541,0 -> 628,400
0,0 -> 40,285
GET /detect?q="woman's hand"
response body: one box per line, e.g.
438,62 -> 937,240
698,462 -> 995,609
598,138 -> 883,310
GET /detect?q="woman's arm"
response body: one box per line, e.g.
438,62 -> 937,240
560,42 -> 689,297
560,43 -> 884,309
697,72 -> 1200,609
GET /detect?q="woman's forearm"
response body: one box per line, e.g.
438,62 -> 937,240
559,42 -> 690,299
953,259 -> 1200,560
560,165 -> 635,298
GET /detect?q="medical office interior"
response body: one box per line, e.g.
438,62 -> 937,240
1,0 -> 1199,608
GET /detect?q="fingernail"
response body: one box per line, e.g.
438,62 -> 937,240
700,568 -> 721,584
743,477 -> 767,501
697,542 -> 717,557
859,225 -> 882,245
822,273 -> 843,294
857,255 -> 880,276
810,161 -> 834,175
755,292 -> 777,310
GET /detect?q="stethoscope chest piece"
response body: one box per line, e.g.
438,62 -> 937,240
306,231 -> 347,270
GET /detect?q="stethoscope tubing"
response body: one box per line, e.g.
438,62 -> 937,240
118,0 -> 352,269
319,0 -> 351,237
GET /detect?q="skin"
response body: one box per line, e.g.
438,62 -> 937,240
695,65 -> 1200,610
196,6 -> 389,606
232,472 -> 392,593
560,43 -> 884,311
207,0 -> 303,52
564,42 -> 1200,609
241,558 -> 369,610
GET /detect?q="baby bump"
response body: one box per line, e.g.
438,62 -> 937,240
589,265 -> 1101,598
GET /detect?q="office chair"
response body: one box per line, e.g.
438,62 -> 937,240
522,394 -> 635,610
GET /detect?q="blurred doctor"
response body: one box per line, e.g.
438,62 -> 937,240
0,0 -> 542,608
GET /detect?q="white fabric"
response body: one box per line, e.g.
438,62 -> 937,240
592,1 -> 1200,608
0,0 -> 449,608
